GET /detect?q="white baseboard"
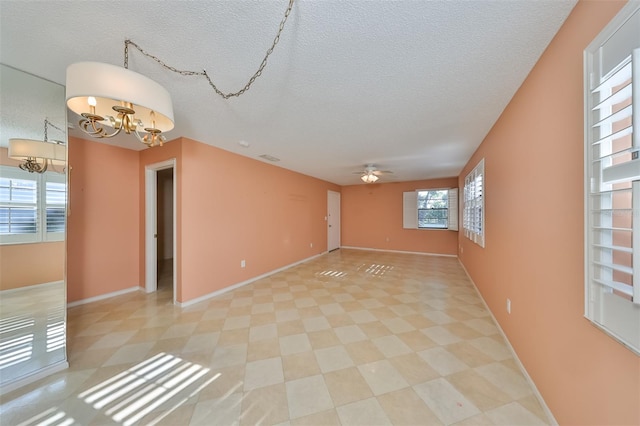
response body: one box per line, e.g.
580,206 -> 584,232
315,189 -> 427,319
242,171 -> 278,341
457,260 -> 558,426
178,252 -> 327,307
0,280 -> 64,294
340,246 -> 457,258
0,360 -> 69,396
67,286 -> 141,308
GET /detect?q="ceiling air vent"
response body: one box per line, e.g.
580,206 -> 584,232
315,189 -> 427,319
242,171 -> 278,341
259,154 -> 280,162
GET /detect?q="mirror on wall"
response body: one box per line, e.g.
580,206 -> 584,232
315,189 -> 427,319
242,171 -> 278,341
0,64 -> 68,391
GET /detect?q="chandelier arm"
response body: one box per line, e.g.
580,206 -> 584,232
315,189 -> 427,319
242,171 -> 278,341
124,0 -> 295,100
79,118 -> 124,139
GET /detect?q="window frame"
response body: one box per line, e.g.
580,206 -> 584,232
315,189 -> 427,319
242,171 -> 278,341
0,165 -> 66,245
417,189 -> 449,229
463,158 -> 485,247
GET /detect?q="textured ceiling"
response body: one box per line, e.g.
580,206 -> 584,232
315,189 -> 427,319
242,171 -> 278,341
0,0 -> 576,185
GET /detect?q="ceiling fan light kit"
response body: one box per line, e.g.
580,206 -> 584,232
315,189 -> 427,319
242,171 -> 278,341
361,172 -> 379,183
356,164 -> 392,183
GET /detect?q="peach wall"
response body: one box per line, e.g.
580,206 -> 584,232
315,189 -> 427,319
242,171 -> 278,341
177,137 -> 339,303
0,242 -> 65,290
67,136 -> 140,302
458,1 -> 639,425
342,178 -> 458,255
1,147 -> 65,290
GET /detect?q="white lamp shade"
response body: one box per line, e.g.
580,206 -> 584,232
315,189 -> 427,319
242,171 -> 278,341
66,62 -> 174,132
8,139 -> 66,165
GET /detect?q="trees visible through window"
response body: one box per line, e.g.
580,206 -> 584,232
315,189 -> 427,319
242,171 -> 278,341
417,189 -> 448,229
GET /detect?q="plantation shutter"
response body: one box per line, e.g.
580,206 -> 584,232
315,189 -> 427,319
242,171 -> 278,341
448,188 -> 458,231
585,3 -> 640,353
463,159 -> 484,247
402,191 -> 417,229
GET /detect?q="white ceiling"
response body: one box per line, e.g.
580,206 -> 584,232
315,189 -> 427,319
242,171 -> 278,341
0,0 -> 576,185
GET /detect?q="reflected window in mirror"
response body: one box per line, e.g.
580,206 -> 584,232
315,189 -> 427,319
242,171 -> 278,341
0,166 -> 66,245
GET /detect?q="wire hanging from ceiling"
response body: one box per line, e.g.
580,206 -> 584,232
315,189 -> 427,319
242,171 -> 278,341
124,0 -> 295,100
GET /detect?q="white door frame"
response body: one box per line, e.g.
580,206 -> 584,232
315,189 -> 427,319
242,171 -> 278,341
327,190 -> 341,251
145,159 -> 177,303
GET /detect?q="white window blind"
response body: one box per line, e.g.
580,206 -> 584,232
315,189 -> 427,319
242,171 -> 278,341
584,2 -> 639,354
463,159 -> 484,247
403,188 -> 458,230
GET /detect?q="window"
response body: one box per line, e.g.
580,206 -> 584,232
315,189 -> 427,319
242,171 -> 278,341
463,158 -> 484,247
0,166 -> 66,244
418,189 -> 448,228
584,2 -> 639,354
403,188 -> 458,230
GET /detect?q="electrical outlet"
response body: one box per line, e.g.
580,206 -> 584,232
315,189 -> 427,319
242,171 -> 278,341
310,243 -> 313,248
241,260 -> 246,268
507,298 -> 511,314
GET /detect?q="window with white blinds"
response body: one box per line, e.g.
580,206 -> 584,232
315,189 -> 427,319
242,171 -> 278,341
0,166 -> 66,244
463,159 -> 484,247
403,188 -> 458,230
584,2 -> 639,354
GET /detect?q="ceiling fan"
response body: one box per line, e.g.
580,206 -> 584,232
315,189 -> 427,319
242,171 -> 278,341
353,164 -> 393,183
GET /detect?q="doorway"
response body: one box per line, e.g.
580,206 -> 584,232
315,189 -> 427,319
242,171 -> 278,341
145,159 -> 177,303
156,169 -> 174,292
327,190 -> 341,251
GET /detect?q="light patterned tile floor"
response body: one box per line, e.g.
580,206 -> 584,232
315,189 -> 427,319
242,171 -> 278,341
0,249 -> 550,425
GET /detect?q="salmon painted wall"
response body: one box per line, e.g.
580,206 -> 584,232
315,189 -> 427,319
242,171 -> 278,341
67,136 -> 140,302
177,137 -> 340,303
458,1 -> 639,425
0,242 -> 65,290
0,147 -> 65,290
342,178 -> 458,255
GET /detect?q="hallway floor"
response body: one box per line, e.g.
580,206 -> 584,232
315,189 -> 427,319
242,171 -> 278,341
1,249 -> 550,425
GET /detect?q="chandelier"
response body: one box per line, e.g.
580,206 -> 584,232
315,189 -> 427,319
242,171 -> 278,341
65,0 -> 295,148
66,61 -> 174,147
8,119 -> 66,173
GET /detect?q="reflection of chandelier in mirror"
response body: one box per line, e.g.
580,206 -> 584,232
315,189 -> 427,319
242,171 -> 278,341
65,0 -> 295,148
8,119 -> 66,173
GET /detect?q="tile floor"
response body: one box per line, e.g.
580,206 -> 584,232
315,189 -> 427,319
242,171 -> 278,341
0,249 -> 550,425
